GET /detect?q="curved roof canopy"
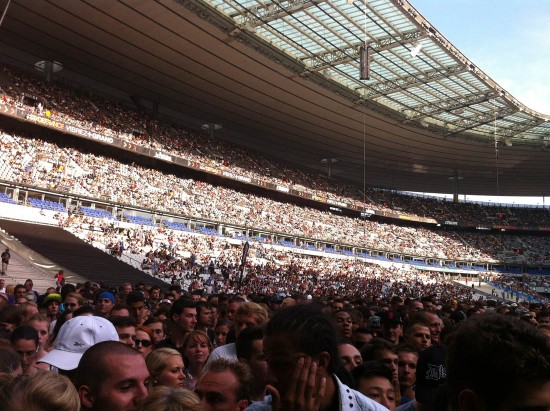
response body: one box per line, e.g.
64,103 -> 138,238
1,0 -> 550,195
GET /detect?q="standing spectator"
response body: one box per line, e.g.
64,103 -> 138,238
134,325 -> 154,359
146,348 -> 186,389
352,362 -> 396,411
396,345 -> 418,405
182,330 -> 213,390
76,341 -> 149,411
236,326 -> 269,403
206,302 -> 268,366
156,299 -> 197,352
143,317 -> 166,345
447,314 -> 550,411
1,248 -> 10,274
262,304 -> 388,411
95,291 -> 115,317
195,358 -> 252,411
10,326 -> 39,376
54,269 -> 65,288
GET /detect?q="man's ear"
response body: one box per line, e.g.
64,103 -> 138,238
79,385 -> 94,409
457,389 -> 482,411
237,399 -> 249,411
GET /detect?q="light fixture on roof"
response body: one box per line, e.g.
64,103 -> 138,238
410,43 -> 423,58
504,137 -> 513,147
359,45 -> 370,80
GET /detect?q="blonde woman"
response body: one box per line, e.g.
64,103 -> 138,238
1,371 -> 80,411
137,386 -> 202,411
26,313 -> 51,369
146,348 -> 186,389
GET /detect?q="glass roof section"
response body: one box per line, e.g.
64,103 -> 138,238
205,0 -> 550,146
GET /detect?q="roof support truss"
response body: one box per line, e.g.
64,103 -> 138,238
364,64 -> 464,99
303,29 -> 423,71
406,92 -> 495,121
235,0 -> 326,29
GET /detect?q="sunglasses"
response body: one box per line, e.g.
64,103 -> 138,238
134,339 -> 152,348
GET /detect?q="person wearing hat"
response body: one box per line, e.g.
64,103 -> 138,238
396,345 -> 447,411
42,293 -> 62,323
38,315 -> 119,381
380,311 -> 404,345
95,291 -> 115,318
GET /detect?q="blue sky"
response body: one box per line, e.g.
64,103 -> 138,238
411,0 -> 550,115
409,1 -> 550,205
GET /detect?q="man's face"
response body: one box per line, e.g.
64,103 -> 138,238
116,326 -> 137,347
332,302 -> 344,312
24,281 -> 33,291
245,339 -> 268,387
129,301 -> 148,322
382,322 -> 403,344
150,289 -> 160,299
339,343 -> 362,372
226,302 -> 240,321
407,325 -> 431,352
397,351 -> 417,390
174,308 -> 197,332
199,308 -> 213,327
147,321 -> 166,345
264,333 -> 306,398
234,314 -> 261,338
353,331 -> 373,349
96,298 -> 114,316
375,349 -> 399,381
0,279 -> 6,288
356,376 -> 396,411
14,287 -> 26,299
425,313 -> 444,345
408,301 -> 423,317
123,284 -> 132,294
334,311 -> 353,339
196,370 -> 246,411
82,354 -> 149,411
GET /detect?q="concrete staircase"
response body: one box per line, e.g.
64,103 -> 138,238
0,219 -> 168,291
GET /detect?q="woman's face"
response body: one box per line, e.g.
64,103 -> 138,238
63,297 -> 81,313
134,330 -> 153,358
29,320 -> 49,349
156,355 -> 186,388
12,338 -> 37,372
185,337 -> 211,366
215,324 -> 230,346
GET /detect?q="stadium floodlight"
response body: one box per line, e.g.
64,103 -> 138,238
410,43 -> 423,58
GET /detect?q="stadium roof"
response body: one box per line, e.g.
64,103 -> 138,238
1,0 -> 550,196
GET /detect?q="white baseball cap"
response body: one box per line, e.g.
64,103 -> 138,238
39,316 -> 119,370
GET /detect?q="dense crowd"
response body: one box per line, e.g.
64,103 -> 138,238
2,64 -> 550,228
1,65 -> 550,411
0,269 -> 549,411
4,129 -> 550,265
